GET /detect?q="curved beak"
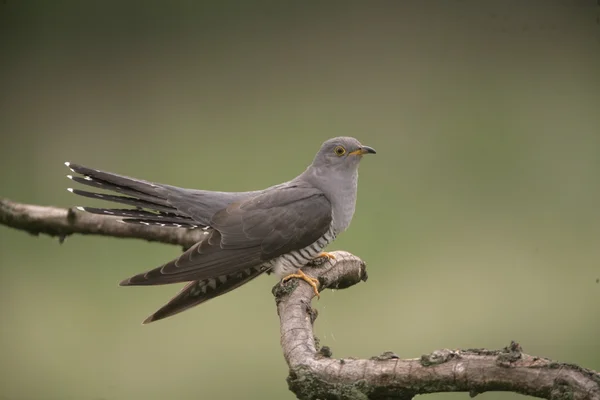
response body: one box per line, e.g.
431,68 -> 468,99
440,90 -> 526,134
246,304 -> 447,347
349,146 -> 377,156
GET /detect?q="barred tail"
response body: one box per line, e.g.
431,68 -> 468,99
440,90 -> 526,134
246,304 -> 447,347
142,266 -> 268,324
65,162 -> 202,228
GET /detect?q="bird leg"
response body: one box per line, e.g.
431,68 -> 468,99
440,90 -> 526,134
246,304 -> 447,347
316,252 -> 336,260
282,269 -> 321,298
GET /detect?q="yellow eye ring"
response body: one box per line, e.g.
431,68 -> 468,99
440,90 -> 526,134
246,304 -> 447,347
334,146 -> 346,156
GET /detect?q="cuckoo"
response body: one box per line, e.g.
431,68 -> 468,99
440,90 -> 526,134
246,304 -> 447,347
65,137 -> 375,323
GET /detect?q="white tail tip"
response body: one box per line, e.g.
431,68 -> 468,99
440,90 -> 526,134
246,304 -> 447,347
67,188 -> 74,192
76,206 -> 85,211
64,161 -> 71,167
66,175 -> 73,179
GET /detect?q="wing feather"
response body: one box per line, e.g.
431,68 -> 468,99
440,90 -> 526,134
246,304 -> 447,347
120,185 -> 332,286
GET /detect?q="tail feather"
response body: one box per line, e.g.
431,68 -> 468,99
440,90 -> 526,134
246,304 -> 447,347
65,161 -> 208,227
142,266 -> 268,324
66,170 -> 172,208
77,206 -> 199,227
68,187 -> 179,214
65,161 -> 252,228
122,219 -> 200,228
66,162 -> 166,199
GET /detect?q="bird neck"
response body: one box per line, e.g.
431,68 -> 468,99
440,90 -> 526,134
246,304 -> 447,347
300,165 -> 359,234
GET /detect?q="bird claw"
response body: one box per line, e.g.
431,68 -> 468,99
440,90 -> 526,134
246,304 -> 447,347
316,252 -> 336,260
282,269 -> 321,298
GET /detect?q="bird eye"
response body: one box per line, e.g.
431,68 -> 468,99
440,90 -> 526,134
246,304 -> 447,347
334,146 -> 346,156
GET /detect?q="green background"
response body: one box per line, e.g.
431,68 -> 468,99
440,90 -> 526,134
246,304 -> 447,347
1,1 -> 599,399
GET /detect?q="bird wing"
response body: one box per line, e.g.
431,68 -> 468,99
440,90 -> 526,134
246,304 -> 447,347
120,184 -> 332,286
65,162 -> 258,227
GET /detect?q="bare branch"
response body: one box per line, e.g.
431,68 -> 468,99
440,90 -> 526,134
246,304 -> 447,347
2,198 -> 599,399
274,251 -> 600,400
0,198 -> 203,248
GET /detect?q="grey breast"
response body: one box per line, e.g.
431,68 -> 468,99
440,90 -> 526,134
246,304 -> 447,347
268,160 -> 360,278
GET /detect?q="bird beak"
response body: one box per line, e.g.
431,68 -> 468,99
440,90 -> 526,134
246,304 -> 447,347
349,146 -> 377,156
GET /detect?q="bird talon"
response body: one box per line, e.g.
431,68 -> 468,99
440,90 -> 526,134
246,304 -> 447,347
282,270 -> 321,298
316,252 -> 336,260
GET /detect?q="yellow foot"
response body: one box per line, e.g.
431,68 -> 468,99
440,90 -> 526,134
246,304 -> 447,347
316,252 -> 336,260
282,269 -> 321,298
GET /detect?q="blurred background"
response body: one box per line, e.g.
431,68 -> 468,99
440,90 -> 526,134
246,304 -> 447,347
1,1 -> 599,399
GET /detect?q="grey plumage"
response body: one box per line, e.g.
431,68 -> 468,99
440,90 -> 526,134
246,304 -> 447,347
66,137 -> 375,323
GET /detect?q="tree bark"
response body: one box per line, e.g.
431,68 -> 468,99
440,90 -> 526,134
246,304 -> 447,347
0,197 -> 204,249
275,252 -> 600,399
2,197 -> 599,399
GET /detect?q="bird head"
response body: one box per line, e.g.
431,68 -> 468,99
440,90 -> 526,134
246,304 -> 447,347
312,137 -> 376,171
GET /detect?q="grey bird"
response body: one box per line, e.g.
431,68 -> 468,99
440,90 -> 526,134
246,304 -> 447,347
65,137 -> 375,323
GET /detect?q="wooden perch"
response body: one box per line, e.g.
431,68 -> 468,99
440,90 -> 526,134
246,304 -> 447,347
274,252 -> 600,399
2,197 -> 599,399
0,197 -> 205,248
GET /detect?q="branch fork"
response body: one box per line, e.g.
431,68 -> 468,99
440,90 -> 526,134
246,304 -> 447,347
274,251 -> 600,400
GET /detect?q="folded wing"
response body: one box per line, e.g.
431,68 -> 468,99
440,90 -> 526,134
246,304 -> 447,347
120,184 -> 333,286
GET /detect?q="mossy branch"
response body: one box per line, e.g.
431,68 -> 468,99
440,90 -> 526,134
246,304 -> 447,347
1,198 -> 599,399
